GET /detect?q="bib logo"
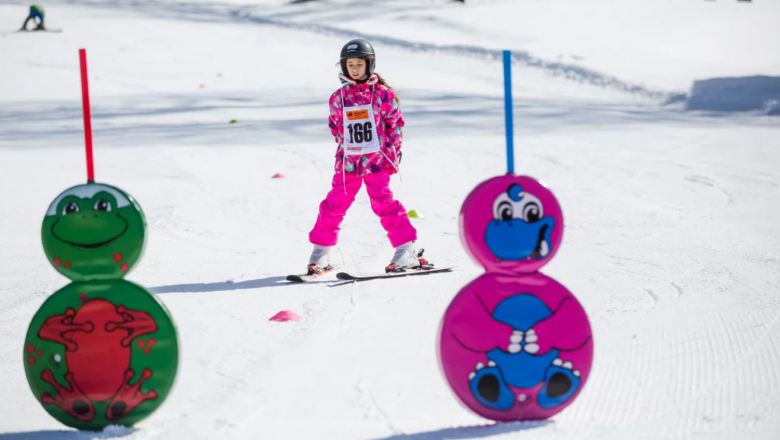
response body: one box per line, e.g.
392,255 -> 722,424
346,110 -> 369,121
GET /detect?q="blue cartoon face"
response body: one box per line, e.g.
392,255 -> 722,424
485,184 -> 555,261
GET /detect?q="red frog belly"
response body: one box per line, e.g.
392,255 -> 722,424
67,299 -> 130,401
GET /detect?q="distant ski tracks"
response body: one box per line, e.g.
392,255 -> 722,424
63,0 -> 678,100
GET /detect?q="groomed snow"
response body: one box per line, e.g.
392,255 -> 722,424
1,1 -> 779,439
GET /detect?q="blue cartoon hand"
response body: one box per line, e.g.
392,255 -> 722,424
507,328 -> 540,354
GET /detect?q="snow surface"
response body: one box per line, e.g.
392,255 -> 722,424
1,0 -> 779,439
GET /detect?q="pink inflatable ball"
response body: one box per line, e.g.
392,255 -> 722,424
269,310 -> 302,322
459,174 -> 563,276
438,272 -> 593,421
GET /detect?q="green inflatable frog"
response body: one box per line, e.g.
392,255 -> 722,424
24,183 -> 179,430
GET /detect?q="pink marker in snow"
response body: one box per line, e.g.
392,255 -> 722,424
272,173 -> 285,179
269,310 -> 302,322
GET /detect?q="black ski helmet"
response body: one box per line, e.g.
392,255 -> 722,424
340,39 -> 375,75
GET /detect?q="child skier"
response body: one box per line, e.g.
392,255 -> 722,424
20,4 -> 46,31
306,39 -> 426,275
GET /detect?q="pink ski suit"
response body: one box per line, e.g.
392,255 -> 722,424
308,74 -> 417,248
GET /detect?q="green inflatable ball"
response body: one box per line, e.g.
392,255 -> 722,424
23,280 -> 179,430
41,183 -> 146,282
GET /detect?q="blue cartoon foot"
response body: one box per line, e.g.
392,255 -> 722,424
537,358 -> 581,409
468,361 -> 515,411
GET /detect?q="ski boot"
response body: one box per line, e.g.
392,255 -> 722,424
307,245 -> 333,275
385,242 -> 432,273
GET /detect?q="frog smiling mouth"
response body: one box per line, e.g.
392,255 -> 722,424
52,217 -> 128,248
53,224 -> 128,248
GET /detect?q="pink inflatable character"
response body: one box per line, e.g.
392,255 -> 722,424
438,175 -> 593,421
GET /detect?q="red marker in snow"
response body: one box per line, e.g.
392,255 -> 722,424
272,173 -> 286,179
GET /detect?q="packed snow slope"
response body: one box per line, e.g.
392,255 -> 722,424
1,1 -> 779,439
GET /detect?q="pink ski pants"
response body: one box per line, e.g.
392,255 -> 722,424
309,172 -> 417,248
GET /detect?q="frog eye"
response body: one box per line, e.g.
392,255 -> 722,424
62,202 -> 80,216
94,198 -> 112,212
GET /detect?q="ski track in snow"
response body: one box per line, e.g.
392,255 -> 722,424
9,0 -> 679,100
1,1 -> 780,439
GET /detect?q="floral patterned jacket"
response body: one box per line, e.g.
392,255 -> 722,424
329,74 -> 404,176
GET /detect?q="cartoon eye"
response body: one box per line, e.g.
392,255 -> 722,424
522,202 -> 541,223
493,193 -> 515,220
497,201 -> 513,221
62,202 -> 79,216
93,199 -> 112,212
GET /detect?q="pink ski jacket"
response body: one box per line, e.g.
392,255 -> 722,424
328,74 -> 404,177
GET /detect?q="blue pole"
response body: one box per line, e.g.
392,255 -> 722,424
503,50 -> 514,175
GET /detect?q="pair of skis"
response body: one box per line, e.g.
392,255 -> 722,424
286,265 -> 453,283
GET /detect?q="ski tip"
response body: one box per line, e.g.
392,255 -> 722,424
335,272 -> 356,281
286,275 -> 305,283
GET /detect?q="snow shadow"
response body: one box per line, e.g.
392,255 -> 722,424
372,420 -> 550,440
0,426 -> 134,439
0,91 -> 325,148
686,75 -> 780,115
149,275 -> 333,293
402,91 -> 720,136
0,89 -> 741,149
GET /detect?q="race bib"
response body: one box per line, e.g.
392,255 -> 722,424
342,91 -> 381,156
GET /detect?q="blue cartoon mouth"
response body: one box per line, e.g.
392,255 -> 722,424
485,216 -> 555,261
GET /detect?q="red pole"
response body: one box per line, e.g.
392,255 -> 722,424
79,49 -> 95,183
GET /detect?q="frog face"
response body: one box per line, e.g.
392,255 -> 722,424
42,184 -> 146,281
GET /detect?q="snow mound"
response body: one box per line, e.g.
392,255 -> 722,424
686,76 -> 780,115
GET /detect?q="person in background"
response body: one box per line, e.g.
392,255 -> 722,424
20,5 -> 46,31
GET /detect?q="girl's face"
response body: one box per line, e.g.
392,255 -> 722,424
346,58 -> 367,80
